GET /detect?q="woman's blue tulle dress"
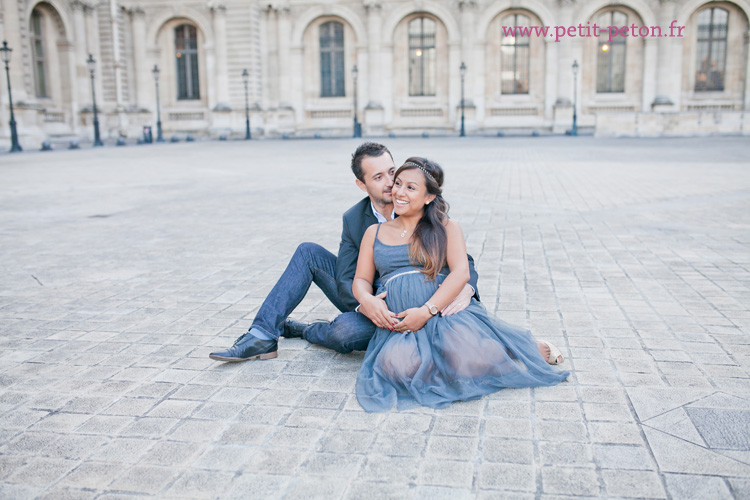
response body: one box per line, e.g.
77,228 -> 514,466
356,234 -> 570,412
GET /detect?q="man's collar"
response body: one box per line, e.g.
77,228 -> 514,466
369,201 -> 395,223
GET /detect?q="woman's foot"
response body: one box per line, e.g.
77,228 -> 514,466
537,340 -> 564,365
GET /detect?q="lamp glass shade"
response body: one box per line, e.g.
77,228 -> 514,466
460,62 -> 466,78
87,54 -> 96,73
152,65 -> 160,81
0,42 -> 10,64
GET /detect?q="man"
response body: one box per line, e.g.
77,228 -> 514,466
209,142 -> 479,362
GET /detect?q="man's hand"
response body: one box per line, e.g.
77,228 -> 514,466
393,306 -> 432,333
440,283 -> 474,316
359,291 -> 398,330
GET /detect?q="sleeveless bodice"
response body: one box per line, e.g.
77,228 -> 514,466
373,239 -> 413,276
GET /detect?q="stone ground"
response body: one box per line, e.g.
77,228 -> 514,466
0,136 -> 749,499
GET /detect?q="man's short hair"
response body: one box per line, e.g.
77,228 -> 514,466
351,142 -> 392,182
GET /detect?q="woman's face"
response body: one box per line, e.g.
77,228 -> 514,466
392,168 -> 436,216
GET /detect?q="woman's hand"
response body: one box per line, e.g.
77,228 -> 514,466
393,306 -> 432,333
359,291 -> 398,330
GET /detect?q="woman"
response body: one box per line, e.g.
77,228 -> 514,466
353,157 -> 569,412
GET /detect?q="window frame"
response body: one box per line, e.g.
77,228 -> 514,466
694,7 -> 729,92
175,24 -> 200,101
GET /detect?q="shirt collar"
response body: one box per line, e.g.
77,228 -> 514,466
370,201 -> 395,224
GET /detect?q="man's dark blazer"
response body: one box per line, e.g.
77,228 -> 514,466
335,196 -> 480,312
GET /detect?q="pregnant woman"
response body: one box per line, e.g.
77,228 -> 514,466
353,157 -> 569,412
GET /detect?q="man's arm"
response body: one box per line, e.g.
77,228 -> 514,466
467,253 -> 480,301
335,216 -> 360,311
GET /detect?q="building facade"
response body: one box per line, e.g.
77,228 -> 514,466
1,0 -> 749,146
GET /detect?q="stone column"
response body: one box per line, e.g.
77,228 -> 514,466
364,0 -> 384,132
108,0 -> 124,111
83,1 -> 104,109
264,5 -> 279,107
458,0 -> 477,127
71,0 -> 91,110
211,3 -> 230,110
1,0 -> 28,101
744,30 -> 750,111
653,0 -> 679,111
129,7 -> 149,110
275,4 -> 292,109
642,38 -> 657,112
364,1 -> 382,108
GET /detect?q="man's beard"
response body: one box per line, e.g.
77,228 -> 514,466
373,192 -> 392,207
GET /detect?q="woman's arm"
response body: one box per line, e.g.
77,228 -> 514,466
393,220 -> 470,332
353,224 -> 398,329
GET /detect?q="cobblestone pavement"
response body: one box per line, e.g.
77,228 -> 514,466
1,136 -> 749,499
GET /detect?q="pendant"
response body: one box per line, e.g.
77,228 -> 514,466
400,228 -> 408,238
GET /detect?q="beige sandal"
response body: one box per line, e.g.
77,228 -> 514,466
539,340 -> 564,365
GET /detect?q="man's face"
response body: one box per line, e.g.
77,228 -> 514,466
356,154 -> 395,206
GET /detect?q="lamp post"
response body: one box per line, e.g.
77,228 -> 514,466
571,59 -> 579,137
352,64 -> 361,138
1,41 -> 22,152
86,53 -> 103,146
459,62 -> 466,137
152,64 -> 164,142
242,68 -> 251,140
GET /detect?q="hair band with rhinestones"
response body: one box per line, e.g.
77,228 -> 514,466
402,161 -> 435,183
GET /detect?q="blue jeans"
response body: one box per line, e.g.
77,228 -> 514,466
250,242 -> 375,353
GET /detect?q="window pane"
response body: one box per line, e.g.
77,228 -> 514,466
333,49 -> 345,96
190,52 -> 200,98
319,21 -> 345,97
596,44 -> 611,92
611,43 -> 626,92
31,10 -> 47,98
695,8 -> 728,91
500,13 -> 530,94
408,17 -> 437,96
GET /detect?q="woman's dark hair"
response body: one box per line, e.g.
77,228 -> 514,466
394,157 -> 449,281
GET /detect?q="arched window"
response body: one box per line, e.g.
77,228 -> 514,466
175,24 -> 199,100
320,21 -> 345,97
596,10 -> 627,93
695,7 -> 728,91
30,8 -> 47,98
408,17 -> 436,96
500,13 -> 530,94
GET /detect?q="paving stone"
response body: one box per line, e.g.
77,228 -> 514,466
301,452 -> 363,477
539,441 -> 594,466
371,432 -> 427,457
418,459 -> 473,488
541,466 -> 600,496
224,473 -> 292,500
482,438 -> 533,464
317,430 -> 374,454
361,455 -> 419,483
162,469 -> 234,498
478,463 -> 535,491
663,473 -> 734,500
7,457 -> 78,487
108,464 -> 177,494
601,470 -> 666,498
426,436 -> 478,460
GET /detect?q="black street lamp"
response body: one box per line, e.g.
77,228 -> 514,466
571,59 -> 579,137
1,41 -> 22,152
459,62 -> 467,137
352,64 -> 361,138
152,64 -> 164,142
86,53 -> 103,146
242,68 -> 251,140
